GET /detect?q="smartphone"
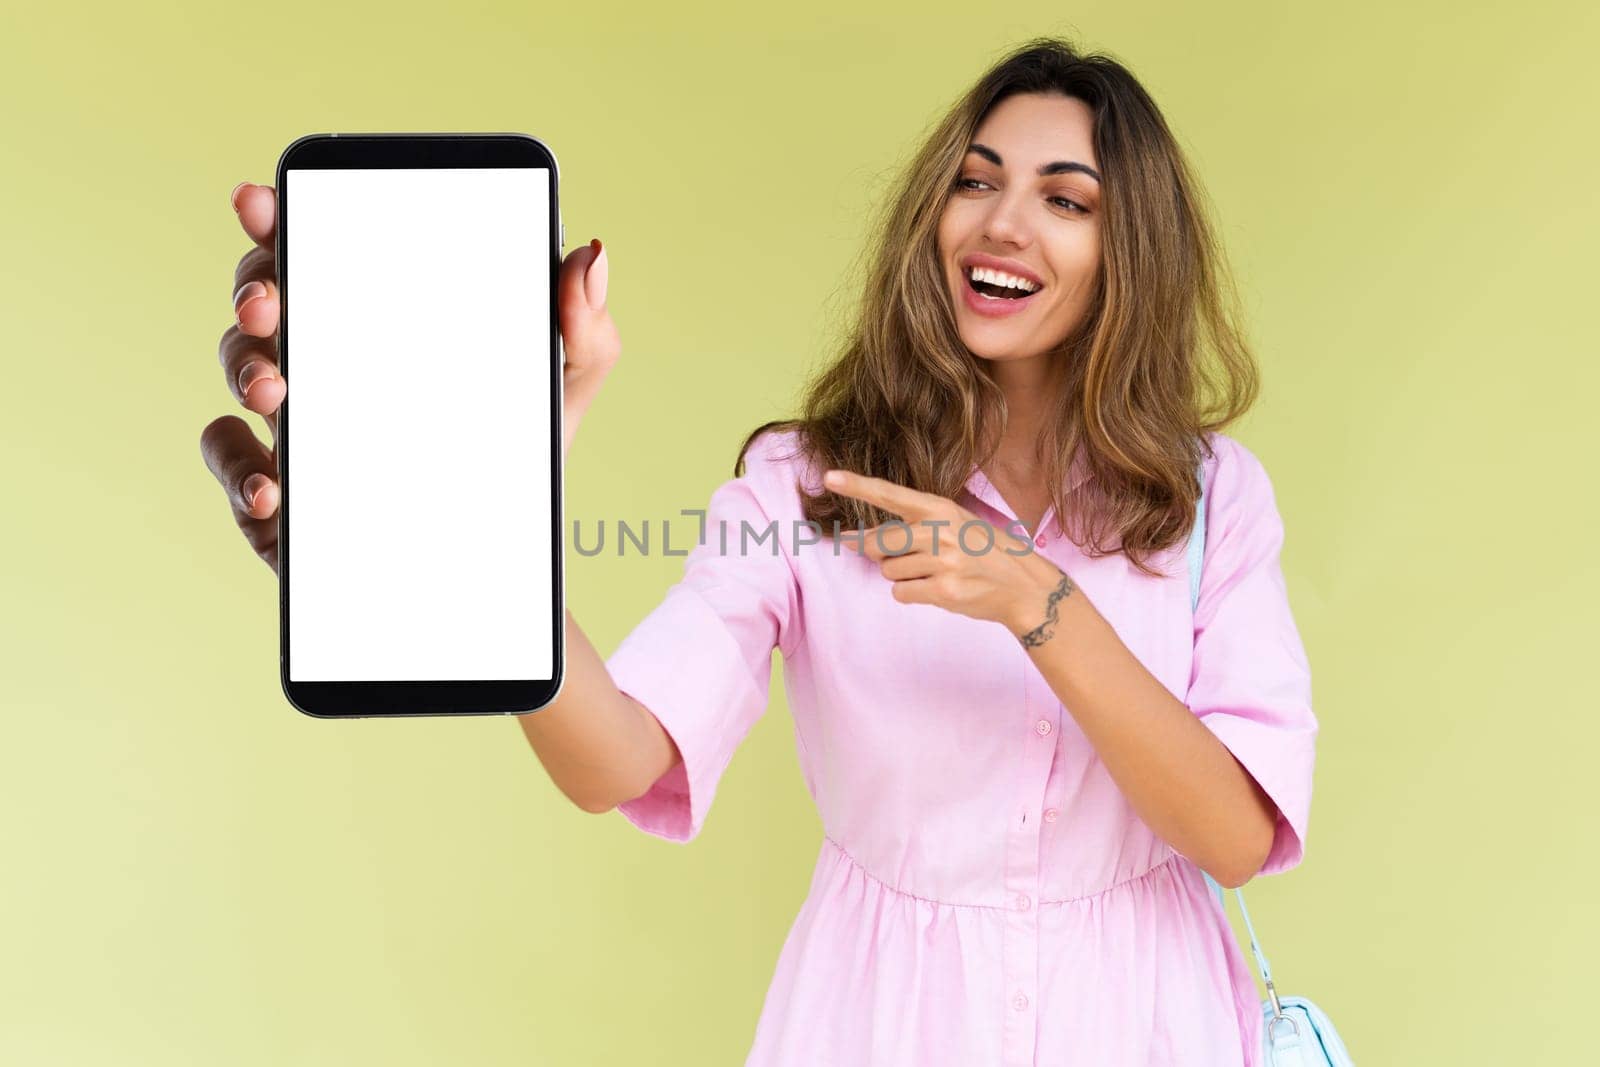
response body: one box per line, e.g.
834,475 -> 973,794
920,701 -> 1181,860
274,132 -> 564,718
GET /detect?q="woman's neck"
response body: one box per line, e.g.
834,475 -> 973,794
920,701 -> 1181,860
985,354 -> 1059,476
981,354 -> 1064,532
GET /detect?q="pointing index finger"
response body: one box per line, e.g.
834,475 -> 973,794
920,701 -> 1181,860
823,469 -> 945,523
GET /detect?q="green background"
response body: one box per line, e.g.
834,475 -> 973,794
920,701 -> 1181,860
3,1 -> 1595,1063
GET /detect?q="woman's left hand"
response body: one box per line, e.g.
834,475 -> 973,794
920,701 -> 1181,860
823,468 -> 1073,640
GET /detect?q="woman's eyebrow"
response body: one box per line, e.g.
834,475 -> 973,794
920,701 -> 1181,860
967,142 -> 1101,183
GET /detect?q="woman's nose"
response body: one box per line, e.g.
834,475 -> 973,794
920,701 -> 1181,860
983,195 -> 1034,247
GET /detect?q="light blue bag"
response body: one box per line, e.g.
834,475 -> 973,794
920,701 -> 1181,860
1185,458 -> 1354,1067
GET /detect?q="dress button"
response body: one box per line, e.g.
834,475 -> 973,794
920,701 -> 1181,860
1016,893 -> 1031,911
1013,992 -> 1029,1011
1035,718 -> 1052,737
1035,534 -> 1047,547
1043,808 -> 1058,822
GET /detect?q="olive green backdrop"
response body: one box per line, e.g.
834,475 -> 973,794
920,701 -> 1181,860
3,1 -> 1595,1063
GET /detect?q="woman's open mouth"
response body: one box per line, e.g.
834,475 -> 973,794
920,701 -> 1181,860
960,266 -> 1043,318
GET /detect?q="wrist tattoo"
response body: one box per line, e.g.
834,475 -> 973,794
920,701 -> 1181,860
1017,570 -> 1076,648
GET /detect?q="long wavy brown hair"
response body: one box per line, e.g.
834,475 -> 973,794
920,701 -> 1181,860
736,35 -> 1259,579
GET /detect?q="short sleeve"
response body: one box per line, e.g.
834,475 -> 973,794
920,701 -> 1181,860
1186,434 -> 1319,879
604,429 -> 806,844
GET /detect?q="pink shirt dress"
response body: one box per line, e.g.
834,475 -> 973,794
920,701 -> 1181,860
604,427 -> 1318,1066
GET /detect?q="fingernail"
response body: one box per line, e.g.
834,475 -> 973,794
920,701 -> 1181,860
238,360 -> 272,400
584,238 -> 608,310
242,474 -> 269,511
234,280 -> 266,317
231,182 -> 250,213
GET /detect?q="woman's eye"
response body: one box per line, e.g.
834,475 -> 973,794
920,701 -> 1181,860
955,177 -> 1088,215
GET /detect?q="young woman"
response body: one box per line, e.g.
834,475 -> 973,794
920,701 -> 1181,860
204,35 -> 1317,1067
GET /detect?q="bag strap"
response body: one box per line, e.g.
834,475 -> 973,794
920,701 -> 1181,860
1188,454 -> 1281,998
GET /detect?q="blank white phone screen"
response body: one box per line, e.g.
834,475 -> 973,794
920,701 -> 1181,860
285,167 -> 554,682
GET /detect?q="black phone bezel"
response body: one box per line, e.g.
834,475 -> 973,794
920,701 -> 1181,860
274,132 -> 565,719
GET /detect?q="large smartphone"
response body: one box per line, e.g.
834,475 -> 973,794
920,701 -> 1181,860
274,133 -> 564,718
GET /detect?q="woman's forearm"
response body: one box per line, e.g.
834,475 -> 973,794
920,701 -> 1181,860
516,608 -> 679,813
1004,560 -> 1276,888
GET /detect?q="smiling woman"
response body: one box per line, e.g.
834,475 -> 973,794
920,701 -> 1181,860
601,34 -> 1316,1067
744,38 -> 1258,571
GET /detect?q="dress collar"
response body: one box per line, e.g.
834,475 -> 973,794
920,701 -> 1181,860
960,445 -> 1092,536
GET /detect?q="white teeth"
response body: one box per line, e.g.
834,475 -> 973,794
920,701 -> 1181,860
968,265 -> 1040,293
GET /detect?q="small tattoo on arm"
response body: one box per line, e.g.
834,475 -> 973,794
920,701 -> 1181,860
1018,570 -> 1075,648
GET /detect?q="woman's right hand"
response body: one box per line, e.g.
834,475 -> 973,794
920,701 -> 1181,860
199,181 -> 621,577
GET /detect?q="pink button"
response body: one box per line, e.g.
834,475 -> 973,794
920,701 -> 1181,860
1043,808 -> 1058,822
1035,719 -> 1052,737
1035,534 -> 1047,547
1013,992 -> 1029,1011
1016,894 -> 1031,911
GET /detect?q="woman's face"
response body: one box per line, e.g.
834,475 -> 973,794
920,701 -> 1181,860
936,91 -> 1102,364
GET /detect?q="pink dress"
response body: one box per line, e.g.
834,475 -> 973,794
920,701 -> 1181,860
604,427 -> 1318,1066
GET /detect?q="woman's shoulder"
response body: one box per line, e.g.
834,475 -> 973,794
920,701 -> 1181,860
737,424 -> 827,504
1201,429 -> 1275,493
1200,429 -> 1285,526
